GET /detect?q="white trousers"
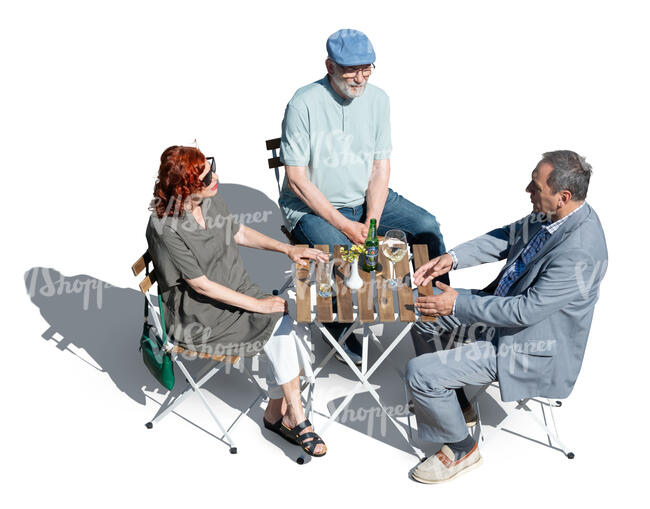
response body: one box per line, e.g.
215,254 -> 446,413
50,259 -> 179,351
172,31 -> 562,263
262,314 -> 314,399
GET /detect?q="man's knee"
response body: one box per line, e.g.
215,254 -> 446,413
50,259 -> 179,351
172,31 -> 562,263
406,357 -> 424,391
422,214 -> 442,232
406,353 -> 444,393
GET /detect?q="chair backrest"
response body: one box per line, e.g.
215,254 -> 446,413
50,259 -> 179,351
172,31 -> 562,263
266,137 -> 283,195
131,250 -> 166,341
265,137 -> 297,245
131,250 -> 241,363
131,251 -> 157,293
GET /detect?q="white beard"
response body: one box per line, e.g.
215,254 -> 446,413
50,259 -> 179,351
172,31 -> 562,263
331,73 -> 367,99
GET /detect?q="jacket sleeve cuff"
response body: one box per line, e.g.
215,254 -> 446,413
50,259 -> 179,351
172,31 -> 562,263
448,249 -> 459,270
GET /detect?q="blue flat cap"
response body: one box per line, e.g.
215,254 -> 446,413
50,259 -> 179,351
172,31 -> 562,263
326,29 -> 376,66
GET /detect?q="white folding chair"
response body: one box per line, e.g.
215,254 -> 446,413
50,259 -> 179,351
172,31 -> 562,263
132,251 -> 314,461
265,137 -> 298,245
470,382 -> 575,459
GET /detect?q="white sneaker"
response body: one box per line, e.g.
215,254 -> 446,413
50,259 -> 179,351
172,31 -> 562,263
411,442 -> 482,484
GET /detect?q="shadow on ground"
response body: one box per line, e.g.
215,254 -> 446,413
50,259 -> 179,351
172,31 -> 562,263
23,183 -> 509,460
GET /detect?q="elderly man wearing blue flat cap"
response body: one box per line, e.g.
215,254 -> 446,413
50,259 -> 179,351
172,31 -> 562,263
279,29 -> 449,363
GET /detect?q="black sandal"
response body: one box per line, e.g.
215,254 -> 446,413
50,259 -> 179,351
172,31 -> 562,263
279,418 -> 327,457
263,417 -> 300,445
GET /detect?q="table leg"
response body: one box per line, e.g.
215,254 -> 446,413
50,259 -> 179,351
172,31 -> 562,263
316,322 -> 423,458
361,325 -> 369,375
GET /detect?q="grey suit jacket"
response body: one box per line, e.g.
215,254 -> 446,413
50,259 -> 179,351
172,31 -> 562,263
452,202 -> 608,401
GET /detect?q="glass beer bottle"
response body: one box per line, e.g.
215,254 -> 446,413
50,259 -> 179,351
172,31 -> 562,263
364,218 -> 379,271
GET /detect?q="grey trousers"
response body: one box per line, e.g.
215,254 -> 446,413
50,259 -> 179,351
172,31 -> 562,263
406,288 -> 498,444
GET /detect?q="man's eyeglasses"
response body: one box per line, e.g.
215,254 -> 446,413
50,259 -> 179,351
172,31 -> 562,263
337,63 -> 375,79
202,157 -> 216,187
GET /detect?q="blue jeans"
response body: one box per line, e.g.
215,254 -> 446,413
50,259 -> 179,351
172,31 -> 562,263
292,188 -> 449,285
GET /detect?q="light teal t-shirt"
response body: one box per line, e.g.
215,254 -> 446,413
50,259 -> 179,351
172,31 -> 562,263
279,75 -> 392,231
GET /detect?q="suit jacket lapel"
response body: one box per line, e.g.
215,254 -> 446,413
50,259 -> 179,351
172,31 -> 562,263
505,203 -> 592,291
484,216 -> 543,293
483,204 -> 591,294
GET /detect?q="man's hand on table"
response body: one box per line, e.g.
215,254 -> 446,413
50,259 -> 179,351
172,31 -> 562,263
415,282 -> 458,317
287,246 -> 330,266
413,253 -> 453,286
342,219 -> 368,245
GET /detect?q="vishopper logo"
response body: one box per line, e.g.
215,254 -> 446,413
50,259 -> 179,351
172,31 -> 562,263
508,211 -> 554,246
150,193 -> 274,243
334,403 -> 409,438
287,130 -> 383,169
25,267 -> 111,311
575,259 -> 608,300
506,339 -> 557,376
291,255 -> 411,305
422,321 -> 497,351
165,321 -> 315,367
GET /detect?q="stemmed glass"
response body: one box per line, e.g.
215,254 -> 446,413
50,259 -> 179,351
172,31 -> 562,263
382,229 -> 407,287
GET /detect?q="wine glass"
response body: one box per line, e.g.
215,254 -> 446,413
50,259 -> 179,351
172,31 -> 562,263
382,229 -> 407,287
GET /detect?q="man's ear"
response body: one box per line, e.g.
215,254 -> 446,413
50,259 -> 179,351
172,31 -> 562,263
325,58 -> 335,75
559,189 -> 573,207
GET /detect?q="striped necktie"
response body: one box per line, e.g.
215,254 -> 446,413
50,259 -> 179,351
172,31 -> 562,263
494,226 -> 552,297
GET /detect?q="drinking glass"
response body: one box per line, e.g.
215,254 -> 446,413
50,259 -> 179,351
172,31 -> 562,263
382,230 -> 407,287
316,257 -> 334,297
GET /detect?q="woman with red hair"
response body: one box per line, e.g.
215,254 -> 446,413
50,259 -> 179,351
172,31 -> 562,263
146,145 -> 328,457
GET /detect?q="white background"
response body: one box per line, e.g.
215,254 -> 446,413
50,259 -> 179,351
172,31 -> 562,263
2,0 -> 649,507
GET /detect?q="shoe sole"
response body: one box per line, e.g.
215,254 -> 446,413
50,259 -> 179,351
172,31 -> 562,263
264,419 -> 327,457
263,418 -> 299,446
410,456 -> 483,484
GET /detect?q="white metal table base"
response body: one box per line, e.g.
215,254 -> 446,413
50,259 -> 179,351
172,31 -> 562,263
313,319 -> 424,459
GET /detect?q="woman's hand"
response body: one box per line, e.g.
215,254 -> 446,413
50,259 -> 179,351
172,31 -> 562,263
254,296 -> 288,314
287,245 -> 330,266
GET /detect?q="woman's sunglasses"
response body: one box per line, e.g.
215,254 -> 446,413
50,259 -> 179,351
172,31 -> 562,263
202,157 -> 216,187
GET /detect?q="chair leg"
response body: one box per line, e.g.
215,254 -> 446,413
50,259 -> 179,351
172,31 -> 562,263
147,356 -> 225,427
514,398 -> 574,459
546,399 -> 575,459
404,380 -> 416,443
147,380 -> 194,428
174,358 -> 239,453
475,398 -> 484,443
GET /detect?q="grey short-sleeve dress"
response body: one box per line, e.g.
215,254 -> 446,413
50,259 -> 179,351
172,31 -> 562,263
145,194 -> 282,357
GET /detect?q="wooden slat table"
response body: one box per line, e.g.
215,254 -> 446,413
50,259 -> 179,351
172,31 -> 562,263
294,242 -> 436,459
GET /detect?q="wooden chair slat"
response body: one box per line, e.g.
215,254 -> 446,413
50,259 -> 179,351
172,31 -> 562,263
376,247 -> 396,322
268,156 -> 283,169
169,345 -> 240,364
333,245 -> 354,322
314,245 -> 333,322
132,251 -> 152,276
412,244 -> 437,322
139,271 -> 157,294
394,247 -> 416,322
265,138 -> 281,150
357,262 -> 375,323
295,244 -> 312,323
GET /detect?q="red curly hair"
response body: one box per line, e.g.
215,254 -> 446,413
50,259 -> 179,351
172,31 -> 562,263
151,146 -> 206,217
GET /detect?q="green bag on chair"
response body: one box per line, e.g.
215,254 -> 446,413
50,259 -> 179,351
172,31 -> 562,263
140,294 -> 175,390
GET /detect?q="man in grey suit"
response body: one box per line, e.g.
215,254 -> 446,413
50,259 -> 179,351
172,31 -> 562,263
406,150 -> 608,484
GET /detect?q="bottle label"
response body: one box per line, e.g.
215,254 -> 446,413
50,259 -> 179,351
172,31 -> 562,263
365,246 -> 378,268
